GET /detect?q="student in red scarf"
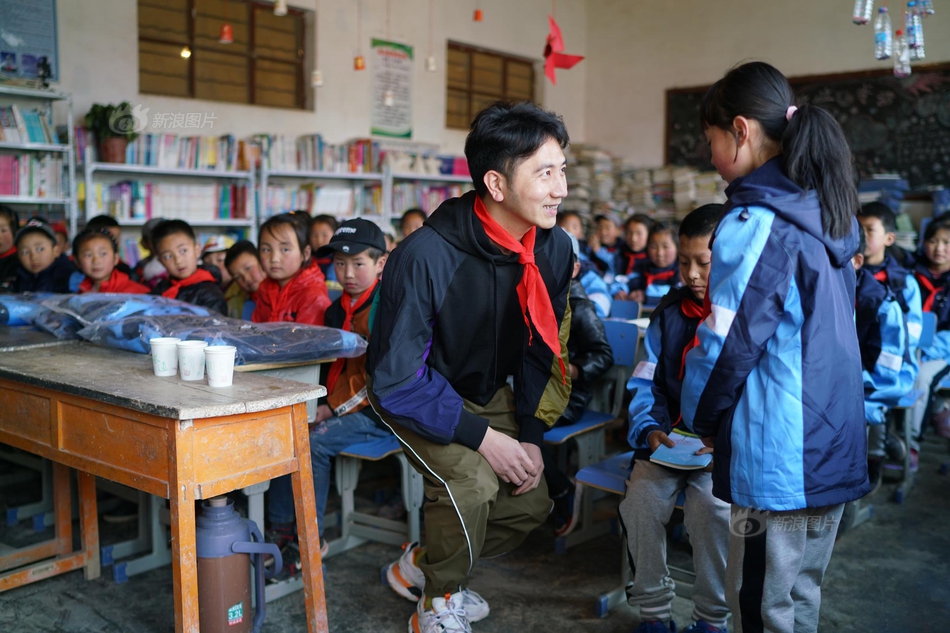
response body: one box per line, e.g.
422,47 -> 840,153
367,102 -> 574,633
265,219 -> 390,570
0,205 -> 19,292
150,220 -> 228,315
252,213 -> 331,326
74,229 -> 149,294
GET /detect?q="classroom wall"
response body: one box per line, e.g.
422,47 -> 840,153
55,0 -> 588,153
584,0 -> 950,167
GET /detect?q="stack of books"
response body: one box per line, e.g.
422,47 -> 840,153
0,106 -> 59,144
0,154 -> 64,197
86,181 -> 249,220
255,134 -> 381,174
120,134 -> 252,172
392,182 -> 466,215
263,183 -> 383,218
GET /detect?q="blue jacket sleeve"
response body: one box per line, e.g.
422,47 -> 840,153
581,270 -> 612,318
922,330 -> 950,363
626,318 -> 668,449
864,297 -> 914,424
903,277 -> 923,352
367,238 -> 490,450
681,208 -> 791,438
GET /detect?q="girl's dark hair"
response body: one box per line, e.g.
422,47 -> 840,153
649,221 -> 679,248
700,61 -> 858,240
224,240 -> 258,269
311,214 -> 338,230
260,213 -> 309,256
73,228 -> 118,256
0,205 -> 19,231
86,214 -> 121,231
924,213 -> 950,243
465,101 -> 569,198
401,208 -> 427,224
625,213 -> 654,231
152,219 -> 196,248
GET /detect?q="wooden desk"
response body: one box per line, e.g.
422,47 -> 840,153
0,343 -> 329,632
0,327 -> 74,352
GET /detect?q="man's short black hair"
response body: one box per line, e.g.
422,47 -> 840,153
858,201 -> 897,234
679,204 -> 724,240
224,240 -> 258,270
86,214 -> 121,231
152,219 -> 196,249
464,101 -> 569,198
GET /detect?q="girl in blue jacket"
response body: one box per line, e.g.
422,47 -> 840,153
681,62 -> 871,633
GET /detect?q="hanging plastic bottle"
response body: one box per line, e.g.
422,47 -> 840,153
905,1 -> 922,47
874,7 -> 893,59
894,29 -> 912,77
853,0 -> 875,24
911,19 -> 926,59
919,0 -> 935,15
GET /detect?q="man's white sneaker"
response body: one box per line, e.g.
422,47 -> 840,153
386,542 -> 490,622
409,593 -> 471,633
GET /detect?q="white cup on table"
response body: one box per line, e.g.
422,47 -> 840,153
177,341 -> 209,381
149,337 -> 181,377
205,345 -> 237,388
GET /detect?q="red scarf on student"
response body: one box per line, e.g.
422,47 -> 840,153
473,196 -> 567,384
0,246 -> 15,259
161,269 -> 216,300
79,269 -> 149,294
645,267 -> 677,288
678,294 -> 707,381
873,270 -> 888,283
915,271 -> 944,313
324,278 -> 379,397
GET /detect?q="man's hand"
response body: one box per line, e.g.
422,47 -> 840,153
313,404 -> 333,424
477,427 -> 536,487
513,442 -> 544,496
569,363 -> 580,381
647,430 -> 676,454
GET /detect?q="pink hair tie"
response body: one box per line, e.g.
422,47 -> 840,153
786,105 -> 798,122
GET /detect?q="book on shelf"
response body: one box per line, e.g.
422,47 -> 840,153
263,183 -> 383,219
255,134 -> 381,174
0,153 -> 64,197
88,180 -> 249,221
113,133 -> 250,172
392,182 -> 466,216
0,106 -> 57,144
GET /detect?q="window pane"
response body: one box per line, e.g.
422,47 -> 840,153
139,40 -> 190,97
194,48 -> 249,103
446,88 -> 469,129
447,48 -> 469,90
139,0 -> 189,43
471,52 -> 503,96
255,58 -> 299,108
195,0 -> 249,52
254,8 -> 300,63
505,61 -> 534,101
471,93 -> 498,120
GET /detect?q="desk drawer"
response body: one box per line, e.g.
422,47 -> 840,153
0,389 -> 51,444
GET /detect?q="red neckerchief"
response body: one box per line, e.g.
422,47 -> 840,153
473,196 -> 567,384
915,270 -> 944,313
162,268 -> 216,300
678,294 -> 706,381
645,267 -> 677,288
325,278 -> 379,397
873,270 -> 888,283
0,246 -> 15,258
624,249 -> 647,276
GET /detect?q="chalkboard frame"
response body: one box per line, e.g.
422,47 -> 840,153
665,62 -> 950,190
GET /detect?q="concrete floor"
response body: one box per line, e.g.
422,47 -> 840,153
1,436 -> 949,633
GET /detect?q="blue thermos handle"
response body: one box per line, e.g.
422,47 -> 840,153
232,521 -> 282,633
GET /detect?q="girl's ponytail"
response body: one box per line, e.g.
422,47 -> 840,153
701,62 -> 858,240
782,105 -> 858,240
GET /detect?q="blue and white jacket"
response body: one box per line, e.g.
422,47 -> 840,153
627,287 -> 703,461
855,267 -> 917,425
913,263 -> 950,363
578,260 -> 612,319
681,158 -> 871,511
863,254 -> 923,354
627,259 -> 681,307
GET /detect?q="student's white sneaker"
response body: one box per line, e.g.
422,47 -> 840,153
409,593 -> 471,633
387,542 -> 490,622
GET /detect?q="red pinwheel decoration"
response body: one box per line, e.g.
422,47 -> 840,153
544,16 -> 584,84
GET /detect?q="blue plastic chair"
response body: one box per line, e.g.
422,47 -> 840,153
328,289 -> 342,302
610,300 -> 641,320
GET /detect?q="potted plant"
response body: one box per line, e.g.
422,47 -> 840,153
85,102 -> 140,163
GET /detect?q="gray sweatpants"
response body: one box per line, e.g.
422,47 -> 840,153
618,460 -> 731,628
726,504 -> 844,633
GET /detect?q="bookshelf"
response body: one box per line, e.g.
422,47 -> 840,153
386,168 -> 473,220
83,146 -> 258,242
258,164 -> 386,222
0,84 -> 79,236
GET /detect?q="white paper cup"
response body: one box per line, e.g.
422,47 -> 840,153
149,337 -> 181,377
177,341 -> 209,381
205,345 -> 237,388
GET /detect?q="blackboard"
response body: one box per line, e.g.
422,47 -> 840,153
666,63 -> 950,190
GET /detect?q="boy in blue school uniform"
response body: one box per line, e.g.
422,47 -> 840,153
852,230 -> 917,489
619,204 -> 730,633
13,217 -> 77,293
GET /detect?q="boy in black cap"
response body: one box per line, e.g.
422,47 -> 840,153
266,218 -> 390,565
14,217 -> 77,293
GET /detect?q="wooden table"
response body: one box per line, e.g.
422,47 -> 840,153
0,342 -> 329,632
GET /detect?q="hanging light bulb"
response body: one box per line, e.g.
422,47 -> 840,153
274,0 -> 288,16
473,8 -> 483,21
219,23 -> 234,44
426,56 -> 437,72
354,0 -> 365,71
383,89 -> 395,107
311,69 -> 324,87
354,55 -> 365,70
425,0 -> 436,72
180,46 -> 192,59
